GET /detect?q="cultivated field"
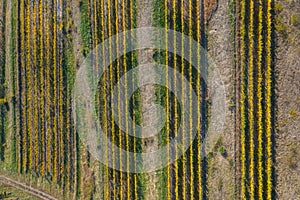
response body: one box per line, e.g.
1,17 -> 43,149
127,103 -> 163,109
0,0 -> 299,199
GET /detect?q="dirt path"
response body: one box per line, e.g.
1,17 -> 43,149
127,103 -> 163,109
4,0 -> 14,168
206,0 -> 236,198
71,0 -> 84,68
136,0 -> 160,199
70,1 -> 86,199
0,175 -> 58,200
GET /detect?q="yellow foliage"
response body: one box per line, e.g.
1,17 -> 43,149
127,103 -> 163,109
20,0 -> 27,172
240,0 -> 248,197
0,98 -> 7,105
33,0 -> 39,172
257,0 -> 264,197
249,0 -> 255,198
26,0 -> 33,171
165,0 -> 171,198
196,0 -> 203,198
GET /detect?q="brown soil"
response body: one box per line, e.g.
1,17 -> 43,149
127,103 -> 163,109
205,0 -> 218,24
206,0 -> 236,198
275,0 -> 300,198
137,0 -> 160,199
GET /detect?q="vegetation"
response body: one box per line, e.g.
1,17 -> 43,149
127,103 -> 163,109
237,0 -> 275,198
0,0 -> 279,199
291,15 -> 300,27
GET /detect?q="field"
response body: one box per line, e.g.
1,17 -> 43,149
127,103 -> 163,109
0,0 -> 299,199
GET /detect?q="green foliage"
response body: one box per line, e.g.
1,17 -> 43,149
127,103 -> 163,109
219,147 -> 227,157
213,137 -> 223,152
10,0 -> 18,171
0,192 -> 12,199
153,0 -> 166,28
229,0 -> 236,36
79,0 -> 92,55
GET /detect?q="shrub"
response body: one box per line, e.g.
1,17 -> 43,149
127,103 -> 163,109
291,15 -> 300,27
219,147 -> 227,157
0,98 -> 7,105
274,3 -> 283,13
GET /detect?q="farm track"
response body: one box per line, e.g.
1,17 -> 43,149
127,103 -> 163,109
136,0 -> 160,199
70,0 -> 84,198
71,0 -> 84,68
4,0 -> 13,170
0,175 -> 58,200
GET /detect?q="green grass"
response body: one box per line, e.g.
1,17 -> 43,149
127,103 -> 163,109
9,0 -> 18,172
153,0 -> 169,198
79,0 -> 92,57
229,0 -> 236,45
219,147 -> 227,157
0,183 -> 40,200
130,51 -> 146,199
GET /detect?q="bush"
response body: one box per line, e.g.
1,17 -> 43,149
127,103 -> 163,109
0,98 -> 7,105
277,18 -> 288,38
219,146 -> 227,157
274,3 -> 283,13
291,15 -> 300,27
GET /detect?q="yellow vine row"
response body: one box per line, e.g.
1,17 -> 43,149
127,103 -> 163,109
39,0 -> 45,176
165,0 -> 171,198
46,0 -> 52,174
188,0 -> 194,198
181,0 -> 187,198
115,0 -> 124,198
33,0 -> 39,172
39,0 -> 45,177
122,0 -> 131,198
107,0 -> 117,198
59,0 -> 64,182
196,0 -> 202,198
172,0 -> 179,199
53,0 -> 58,183
20,0 -> 27,172
249,0 -> 255,198
266,0 -> 274,198
240,0 -> 248,197
100,0 -> 110,198
26,0 -> 33,171
257,0 -> 264,196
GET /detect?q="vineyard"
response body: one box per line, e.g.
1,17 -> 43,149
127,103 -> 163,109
236,0 -> 276,198
0,0 -> 299,199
